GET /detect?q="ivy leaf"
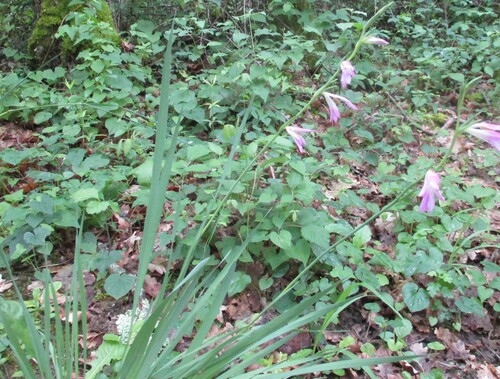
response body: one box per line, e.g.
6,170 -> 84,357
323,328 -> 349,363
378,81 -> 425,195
72,187 -> 99,203
352,225 -> 372,248
447,73 -> 464,83
86,200 -> 110,215
269,230 -> 293,250
23,225 -> 52,246
301,225 -> 329,249
90,59 -> 106,74
326,221 -> 354,235
284,239 -> 311,266
258,277 -> 273,290
232,31 -> 249,45
392,318 -> 413,338
427,341 -> 445,350
456,296 -> 484,316
104,273 -> 135,299
228,271 -> 251,297
402,283 -> 430,312
78,154 -> 110,175
34,111 -> 52,124
86,335 -> 126,378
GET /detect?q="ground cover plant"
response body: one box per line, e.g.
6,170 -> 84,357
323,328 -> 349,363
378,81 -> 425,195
0,0 -> 498,377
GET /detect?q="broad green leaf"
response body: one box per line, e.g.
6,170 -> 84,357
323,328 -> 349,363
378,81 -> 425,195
355,266 -> 379,288
252,84 -> 270,102
269,230 -> 293,250
103,74 -> 132,90
301,225 -> 330,249
228,271 -> 251,297
456,296 -> 484,316
86,200 -> 110,215
326,221 -> 354,235
187,143 -> 212,161
402,283 -> 430,312
87,335 -> 126,379
427,341 -> 445,350
447,73 -> 464,83
23,225 -> 52,246
72,187 -> 99,202
286,171 -> 303,189
259,277 -> 273,290
78,154 -> 110,174
30,193 -> 54,215
132,159 -> 153,185
91,59 -> 106,73
258,188 -> 277,203
339,335 -> 356,349
105,117 -> 127,136
303,24 -> 322,36
284,239 -> 311,266
336,22 -> 354,31
34,111 -> 52,124
392,318 -> 412,337
104,273 -> 135,299
62,123 -> 81,137
352,225 -> 371,248
232,31 -> 249,45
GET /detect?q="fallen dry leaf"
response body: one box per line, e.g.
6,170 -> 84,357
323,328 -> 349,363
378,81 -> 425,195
0,276 -> 13,293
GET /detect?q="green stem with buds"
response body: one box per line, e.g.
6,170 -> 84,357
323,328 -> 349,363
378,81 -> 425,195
435,75 -> 482,172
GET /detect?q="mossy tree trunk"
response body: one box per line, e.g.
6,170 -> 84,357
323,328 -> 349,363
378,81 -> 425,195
28,0 -> 120,65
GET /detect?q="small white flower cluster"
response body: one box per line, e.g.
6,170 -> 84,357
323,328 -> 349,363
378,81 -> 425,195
116,297 -> 150,343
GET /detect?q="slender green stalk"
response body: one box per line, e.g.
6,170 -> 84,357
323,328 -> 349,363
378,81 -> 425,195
127,29 -> 177,347
435,75 -> 482,171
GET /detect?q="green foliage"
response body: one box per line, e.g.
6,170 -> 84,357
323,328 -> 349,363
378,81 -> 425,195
384,0 -> 499,111
0,0 -> 498,377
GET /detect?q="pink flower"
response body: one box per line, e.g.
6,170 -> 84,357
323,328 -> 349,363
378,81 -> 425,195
285,126 -> 315,153
418,170 -> 445,213
323,92 -> 358,123
340,60 -> 356,89
464,122 -> 500,151
362,36 -> 389,45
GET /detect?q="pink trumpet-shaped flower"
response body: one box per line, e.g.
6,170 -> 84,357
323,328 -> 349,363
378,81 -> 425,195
362,36 -> 389,45
286,126 -> 315,153
340,60 -> 356,89
418,170 -> 445,213
464,122 -> 500,151
323,92 -> 358,123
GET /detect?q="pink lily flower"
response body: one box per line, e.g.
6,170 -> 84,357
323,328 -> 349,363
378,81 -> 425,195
285,126 -> 315,153
340,60 -> 356,89
323,92 -> 358,123
362,36 -> 389,45
418,170 -> 445,213
464,122 -> 500,151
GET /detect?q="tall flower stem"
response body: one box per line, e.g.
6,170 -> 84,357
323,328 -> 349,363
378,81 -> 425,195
201,2 -> 395,237
435,76 -> 482,172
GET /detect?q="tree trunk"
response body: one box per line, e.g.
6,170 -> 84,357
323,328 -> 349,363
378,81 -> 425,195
28,0 -> 120,66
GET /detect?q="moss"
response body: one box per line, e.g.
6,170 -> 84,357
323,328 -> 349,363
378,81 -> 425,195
27,0 -> 69,63
429,113 -> 448,126
28,0 -> 120,65
468,92 -> 484,103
